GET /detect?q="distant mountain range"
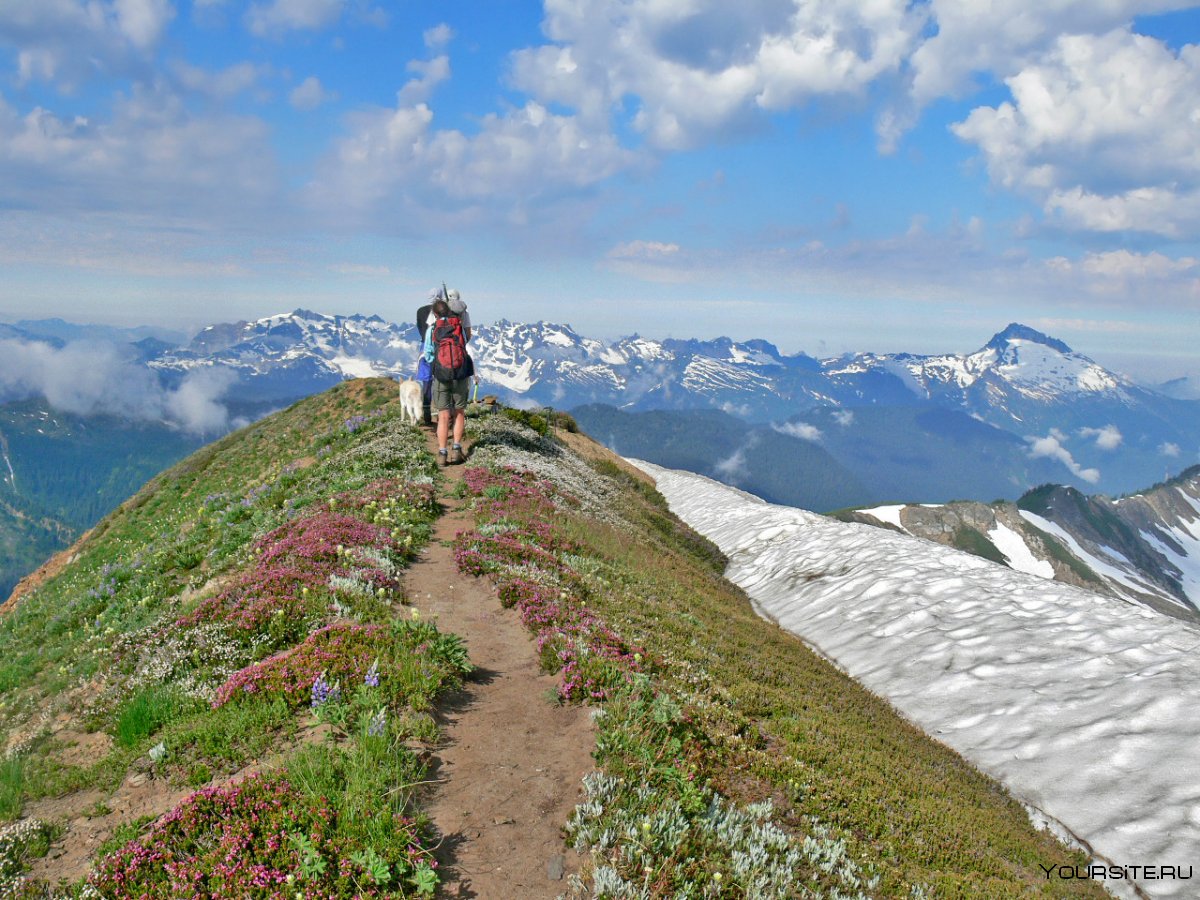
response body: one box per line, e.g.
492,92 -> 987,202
26,309 -> 1186,496
2,310 -> 1198,597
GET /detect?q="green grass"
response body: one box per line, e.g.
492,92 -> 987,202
952,524 -> 1007,564
536,441 -> 1104,896
0,757 -> 23,820
113,685 -> 203,749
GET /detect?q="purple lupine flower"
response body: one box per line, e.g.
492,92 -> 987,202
367,708 -> 386,737
310,671 -> 341,710
364,659 -> 380,687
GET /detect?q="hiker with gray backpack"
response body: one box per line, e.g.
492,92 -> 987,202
422,290 -> 474,466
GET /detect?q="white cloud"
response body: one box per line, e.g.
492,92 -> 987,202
714,434 -> 759,483
909,0 -> 1185,105
397,56 -> 450,106
246,0 -> 344,37
290,75 -> 337,110
773,421 -> 822,441
172,60 -> 265,99
1027,433 -> 1101,484
113,0 -> 173,48
511,0 -> 925,150
0,338 -> 235,433
0,0 -> 174,88
1079,424 -> 1122,451
312,85 -> 638,228
165,366 -> 239,433
953,28 -> 1200,237
424,23 -> 453,49
1160,442 -> 1181,457
1041,251 -> 1200,302
608,240 -> 680,260
0,85 -> 278,222
832,409 -> 854,426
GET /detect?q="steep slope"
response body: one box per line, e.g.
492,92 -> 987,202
572,403 -> 869,512
642,462 -> 1200,899
843,467 -> 1200,622
0,402 -> 205,597
0,384 -> 1102,896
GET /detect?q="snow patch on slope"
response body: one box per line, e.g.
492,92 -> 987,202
634,460 -> 1200,899
988,522 -> 1054,579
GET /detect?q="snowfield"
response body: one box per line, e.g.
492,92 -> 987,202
633,461 -> 1200,899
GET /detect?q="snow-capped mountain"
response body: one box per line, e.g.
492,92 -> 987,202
54,308 -> 1195,495
847,466 -> 1200,623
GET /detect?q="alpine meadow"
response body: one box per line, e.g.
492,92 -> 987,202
0,381 -> 1110,896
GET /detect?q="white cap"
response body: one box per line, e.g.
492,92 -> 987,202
448,297 -> 467,315
447,288 -> 461,302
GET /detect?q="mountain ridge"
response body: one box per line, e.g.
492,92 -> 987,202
0,380 -> 1103,895
843,465 -> 1200,622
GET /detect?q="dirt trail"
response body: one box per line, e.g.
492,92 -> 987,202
410,431 -> 594,898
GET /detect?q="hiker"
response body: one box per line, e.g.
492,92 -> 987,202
414,291 -> 438,427
423,295 -> 474,466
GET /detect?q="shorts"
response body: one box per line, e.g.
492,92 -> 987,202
432,378 -> 470,413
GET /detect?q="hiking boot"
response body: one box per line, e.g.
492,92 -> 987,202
438,449 -> 449,468
450,445 -> 465,464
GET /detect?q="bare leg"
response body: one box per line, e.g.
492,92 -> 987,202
437,409 -> 450,451
453,410 -> 465,447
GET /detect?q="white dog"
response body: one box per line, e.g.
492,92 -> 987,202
398,378 -> 423,425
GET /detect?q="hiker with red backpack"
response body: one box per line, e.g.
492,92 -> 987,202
422,292 -> 474,466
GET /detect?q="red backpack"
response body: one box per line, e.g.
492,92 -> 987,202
431,315 -> 472,382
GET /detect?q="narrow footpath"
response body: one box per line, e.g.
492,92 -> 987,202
408,430 -> 595,898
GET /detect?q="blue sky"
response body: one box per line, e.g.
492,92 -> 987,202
1,1 -> 1199,383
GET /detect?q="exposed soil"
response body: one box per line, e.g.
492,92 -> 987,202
410,430 -> 595,898
1,530 -> 91,612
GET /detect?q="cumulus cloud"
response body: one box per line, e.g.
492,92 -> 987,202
953,28 -> 1200,236
0,0 -> 174,88
909,0 -> 1183,105
0,338 -> 236,433
246,0 -> 344,37
773,421 -> 822,441
424,23 -> 453,49
1160,442 -> 1181,457
397,55 -> 451,106
1079,424 -> 1122,450
1027,433 -> 1100,484
0,84 -> 278,222
290,75 -> 337,110
511,0 -> 924,150
311,78 -> 638,228
714,434 -> 759,484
